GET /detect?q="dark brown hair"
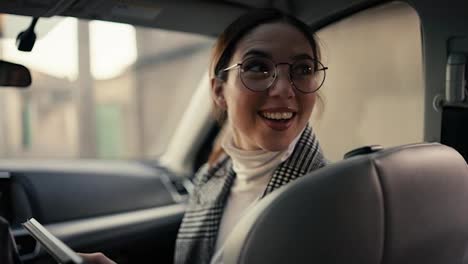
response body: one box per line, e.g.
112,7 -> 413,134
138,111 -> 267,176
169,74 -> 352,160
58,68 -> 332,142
207,8 -> 323,166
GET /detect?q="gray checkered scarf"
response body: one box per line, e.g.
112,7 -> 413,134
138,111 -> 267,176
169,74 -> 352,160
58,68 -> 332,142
174,124 -> 327,264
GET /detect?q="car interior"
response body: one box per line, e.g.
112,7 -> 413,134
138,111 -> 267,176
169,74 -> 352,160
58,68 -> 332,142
0,0 -> 467,263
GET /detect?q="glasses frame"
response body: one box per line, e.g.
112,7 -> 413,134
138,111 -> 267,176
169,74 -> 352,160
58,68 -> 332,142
219,57 -> 328,93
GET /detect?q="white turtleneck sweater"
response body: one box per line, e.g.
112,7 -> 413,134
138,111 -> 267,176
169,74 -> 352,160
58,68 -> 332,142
210,128 -> 303,263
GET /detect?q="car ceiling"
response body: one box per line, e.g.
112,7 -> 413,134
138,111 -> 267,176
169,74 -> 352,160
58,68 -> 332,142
0,0 -> 387,36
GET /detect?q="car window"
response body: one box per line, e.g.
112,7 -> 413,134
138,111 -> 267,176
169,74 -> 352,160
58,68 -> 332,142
0,16 -> 214,159
312,2 -> 424,161
1,14 -> 65,40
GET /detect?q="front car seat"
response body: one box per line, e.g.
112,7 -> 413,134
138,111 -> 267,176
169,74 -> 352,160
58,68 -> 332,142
223,143 -> 468,264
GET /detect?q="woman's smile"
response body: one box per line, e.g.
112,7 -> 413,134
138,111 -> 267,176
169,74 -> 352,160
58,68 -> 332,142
258,107 -> 297,131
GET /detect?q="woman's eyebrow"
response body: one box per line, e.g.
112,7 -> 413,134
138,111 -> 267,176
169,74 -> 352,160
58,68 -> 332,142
242,49 -> 272,59
242,50 -> 314,60
291,53 -> 314,60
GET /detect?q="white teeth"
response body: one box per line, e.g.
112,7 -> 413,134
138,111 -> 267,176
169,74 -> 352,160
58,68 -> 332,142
261,112 -> 294,120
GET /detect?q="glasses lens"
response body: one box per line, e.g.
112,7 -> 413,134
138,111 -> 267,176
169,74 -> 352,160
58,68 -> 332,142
240,57 -> 275,91
291,59 -> 325,93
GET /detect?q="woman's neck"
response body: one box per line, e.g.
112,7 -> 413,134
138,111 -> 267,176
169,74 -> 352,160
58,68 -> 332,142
222,126 -> 304,181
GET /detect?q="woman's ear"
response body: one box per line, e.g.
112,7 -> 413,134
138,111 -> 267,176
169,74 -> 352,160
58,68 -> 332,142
211,77 -> 227,109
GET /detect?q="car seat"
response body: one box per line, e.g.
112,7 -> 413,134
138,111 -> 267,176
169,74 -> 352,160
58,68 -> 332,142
223,143 -> 468,264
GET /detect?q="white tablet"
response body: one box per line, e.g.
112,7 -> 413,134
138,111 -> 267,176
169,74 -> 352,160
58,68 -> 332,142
22,218 -> 84,264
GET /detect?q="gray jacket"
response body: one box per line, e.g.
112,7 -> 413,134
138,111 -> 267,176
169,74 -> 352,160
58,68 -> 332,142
175,124 -> 327,264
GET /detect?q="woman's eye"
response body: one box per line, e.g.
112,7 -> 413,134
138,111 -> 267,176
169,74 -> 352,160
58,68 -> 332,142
244,62 -> 270,73
293,64 -> 313,75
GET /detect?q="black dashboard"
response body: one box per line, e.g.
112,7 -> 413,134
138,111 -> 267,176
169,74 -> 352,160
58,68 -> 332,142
0,160 -> 189,262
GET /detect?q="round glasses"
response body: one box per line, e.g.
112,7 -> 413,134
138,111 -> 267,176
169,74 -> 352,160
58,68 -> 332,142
219,57 -> 328,93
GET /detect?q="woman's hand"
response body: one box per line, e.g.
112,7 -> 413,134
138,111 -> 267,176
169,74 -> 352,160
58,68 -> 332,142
78,252 -> 117,264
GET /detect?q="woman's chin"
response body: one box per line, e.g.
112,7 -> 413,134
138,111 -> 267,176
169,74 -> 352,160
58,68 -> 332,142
257,128 -> 301,151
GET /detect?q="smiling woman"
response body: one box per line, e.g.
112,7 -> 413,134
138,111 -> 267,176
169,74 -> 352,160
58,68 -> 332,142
212,22 -> 320,151
78,7 -> 329,264
175,8 -> 328,264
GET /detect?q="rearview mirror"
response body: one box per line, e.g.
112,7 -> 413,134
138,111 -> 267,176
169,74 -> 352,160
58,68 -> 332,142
0,60 -> 32,88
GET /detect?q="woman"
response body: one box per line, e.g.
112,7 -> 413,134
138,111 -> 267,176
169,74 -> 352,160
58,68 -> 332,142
80,7 -> 327,264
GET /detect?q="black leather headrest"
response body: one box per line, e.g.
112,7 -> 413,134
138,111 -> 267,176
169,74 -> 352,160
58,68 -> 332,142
223,143 -> 468,264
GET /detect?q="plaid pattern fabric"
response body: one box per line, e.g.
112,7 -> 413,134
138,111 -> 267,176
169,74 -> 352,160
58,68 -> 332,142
262,125 -> 325,196
174,124 -> 327,264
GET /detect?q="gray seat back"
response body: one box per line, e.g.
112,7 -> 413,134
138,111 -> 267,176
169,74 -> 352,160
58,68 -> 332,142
223,143 -> 468,264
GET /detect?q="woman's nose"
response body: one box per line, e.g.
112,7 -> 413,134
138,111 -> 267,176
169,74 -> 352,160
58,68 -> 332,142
268,65 -> 295,98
